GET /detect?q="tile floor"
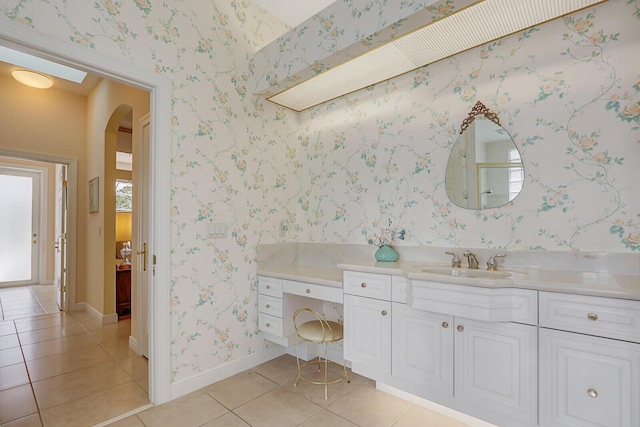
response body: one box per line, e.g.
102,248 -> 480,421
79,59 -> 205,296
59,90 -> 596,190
110,357 -> 473,427
0,285 -> 149,427
1,285 -> 472,427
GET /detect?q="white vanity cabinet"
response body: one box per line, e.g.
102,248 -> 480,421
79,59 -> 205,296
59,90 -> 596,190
539,292 -> 640,427
454,318 -> 538,424
343,271 -> 392,377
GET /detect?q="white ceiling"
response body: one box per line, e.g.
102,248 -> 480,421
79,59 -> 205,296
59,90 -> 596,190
251,0 -> 337,27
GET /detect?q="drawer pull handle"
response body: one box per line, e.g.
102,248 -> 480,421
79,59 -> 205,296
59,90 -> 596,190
265,304 -> 271,309
381,310 -> 388,316
442,322 -> 449,328
587,388 -> 598,398
306,289 -> 311,294
361,283 -> 367,288
457,325 -> 464,332
266,323 -> 271,327
587,313 -> 599,321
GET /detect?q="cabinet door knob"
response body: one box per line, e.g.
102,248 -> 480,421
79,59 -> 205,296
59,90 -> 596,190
442,322 -> 449,328
587,388 -> 598,398
306,289 -> 311,293
457,325 -> 464,332
381,310 -> 388,316
587,313 -> 598,321
265,323 -> 271,327
266,285 -> 271,289
361,283 -> 367,288
265,304 -> 271,309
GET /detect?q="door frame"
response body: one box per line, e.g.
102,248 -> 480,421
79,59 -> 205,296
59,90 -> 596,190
0,21 -> 172,405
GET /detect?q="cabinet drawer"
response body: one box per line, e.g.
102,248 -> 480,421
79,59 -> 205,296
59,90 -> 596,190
259,313 -> 283,337
258,276 -> 283,298
344,271 -> 392,301
540,292 -> 640,342
283,280 -> 343,303
258,294 -> 282,317
540,328 -> 640,427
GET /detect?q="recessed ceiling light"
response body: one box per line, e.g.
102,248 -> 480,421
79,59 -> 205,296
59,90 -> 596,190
11,70 -> 53,89
0,45 -> 87,84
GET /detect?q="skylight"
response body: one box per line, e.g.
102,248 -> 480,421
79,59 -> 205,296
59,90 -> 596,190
0,46 -> 87,84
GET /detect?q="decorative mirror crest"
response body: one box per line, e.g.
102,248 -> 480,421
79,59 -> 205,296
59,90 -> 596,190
460,101 -> 500,134
446,101 -> 524,210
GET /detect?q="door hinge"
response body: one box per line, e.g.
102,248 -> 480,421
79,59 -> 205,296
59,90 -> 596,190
62,180 -> 68,188
62,285 -> 67,292
153,255 -> 157,265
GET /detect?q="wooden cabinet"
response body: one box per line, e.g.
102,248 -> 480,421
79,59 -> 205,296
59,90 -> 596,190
392,302 -> 453,395
539,290 -> 640,427
454,318 -> 538,424
344,294 -> 391,376
116,269 -> 131,318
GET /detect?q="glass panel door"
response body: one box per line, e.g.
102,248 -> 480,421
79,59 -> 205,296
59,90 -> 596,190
0,167 -> 41,285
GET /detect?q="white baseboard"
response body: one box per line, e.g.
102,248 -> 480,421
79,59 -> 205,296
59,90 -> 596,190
74,302 -> 118,324
170,345 -> 286,400
376,383 -> 498,427
129,335 -> 141,355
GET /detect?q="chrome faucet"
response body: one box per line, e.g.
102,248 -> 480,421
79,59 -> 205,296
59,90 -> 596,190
445,251 -> 461,268
487,253 -> 506,271
463,250 -> 479,269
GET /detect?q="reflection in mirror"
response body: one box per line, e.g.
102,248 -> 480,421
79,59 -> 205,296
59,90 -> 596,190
445,101 -> 524,210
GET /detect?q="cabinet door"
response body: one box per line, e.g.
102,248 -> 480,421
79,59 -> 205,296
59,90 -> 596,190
454,318 -> 537,424
392,303 -> 453,395
344,294 -> 391,375
540,328 -> 640,427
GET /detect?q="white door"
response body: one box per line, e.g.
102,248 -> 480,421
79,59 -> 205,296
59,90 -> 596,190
343,294 -> 391,376
392,303 -> 454,395
136,115 -> 151,357
0,167 -> 41,286
54,164 -> 67,310
454,318 -> 538,424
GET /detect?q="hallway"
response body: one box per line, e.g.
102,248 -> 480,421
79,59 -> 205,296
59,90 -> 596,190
0,285 -> 149,426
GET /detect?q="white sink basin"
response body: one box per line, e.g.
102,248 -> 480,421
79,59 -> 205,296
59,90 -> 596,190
421,267 -> 511,280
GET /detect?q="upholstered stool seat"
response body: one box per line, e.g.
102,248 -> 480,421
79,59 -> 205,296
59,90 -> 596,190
293,308 -> 349,399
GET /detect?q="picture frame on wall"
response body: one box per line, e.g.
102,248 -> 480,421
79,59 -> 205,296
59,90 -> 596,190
89,176 -> 99,213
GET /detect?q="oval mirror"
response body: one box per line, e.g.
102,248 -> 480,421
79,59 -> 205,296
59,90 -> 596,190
445,101 -> 524,210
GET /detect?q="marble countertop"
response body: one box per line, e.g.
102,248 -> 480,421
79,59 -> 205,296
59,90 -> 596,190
259,260 -> 640,301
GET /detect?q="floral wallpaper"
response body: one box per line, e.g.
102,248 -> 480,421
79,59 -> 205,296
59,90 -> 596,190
1,0 -> 638,387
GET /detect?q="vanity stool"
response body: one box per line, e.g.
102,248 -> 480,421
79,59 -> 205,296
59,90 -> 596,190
292,308 -> 349,399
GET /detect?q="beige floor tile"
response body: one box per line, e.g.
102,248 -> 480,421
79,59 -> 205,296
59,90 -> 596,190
136,392 -> 228,427
1,413 -> 43,427
14,314 -> 76,333
40,381 -> 149,427
284,360 -> 359,406
234,387 -> 321,427
204,370 -> 278,409
250,354 -> 300,386
0,346 -> 24,368
0,384 -> 38,424
297,409 -> 357,426
392,405 -> 473,427
327,383 -> 412,427
25,344 -> 112,381
0,363 -> 29,391
0,334 -> 19,350
0,322 -> 16,336
20,332 -> 98,361
201,412 -> 250,427
32,361 -> 132,409
68,311 -> 95,322
102,415 -> 146,427
88,321 -> 132,344
17,323 -> 86,345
